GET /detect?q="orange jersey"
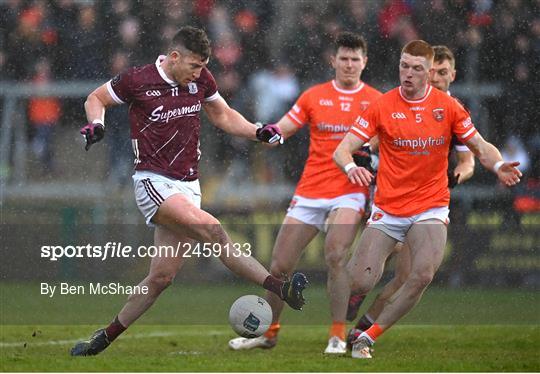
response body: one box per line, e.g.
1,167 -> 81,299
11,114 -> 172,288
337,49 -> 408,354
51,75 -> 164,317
350,85 -> 477,216
287,80 -> 382,199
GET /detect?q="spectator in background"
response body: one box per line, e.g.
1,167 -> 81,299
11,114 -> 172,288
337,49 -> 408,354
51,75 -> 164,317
0,0 -> 23,42
468,0 -> 494,28
6,3 -> 48,79
248,63 -> 300,183
374,0 -> 418,83
484,7 -> 517,78
249,63 -> 299,123
207,3 -> 232,42
501,136 -> 530,176
214,32 -> 242,72
49,0 -> 77,79
116,17 -> 146,65
503,60 -> 535,142
1,0 -> 23,78
513,134 -> 540,214
531,18 -> 540,83
68,3 -> 105,79
234,8 -> 269,78
415,0 -> 456,44
499,134 -> 532,225
339,1 -> 378,43
111,0 -> 132,19
377,0 -> 412,40
192,0 -> 215,26
285,4 -> 326,85
28,58 -> 61,173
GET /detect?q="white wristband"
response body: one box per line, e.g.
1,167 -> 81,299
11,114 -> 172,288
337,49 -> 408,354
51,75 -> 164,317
493,160 -> 504,173
92,119 -> 104,127
344,162 -> 357,174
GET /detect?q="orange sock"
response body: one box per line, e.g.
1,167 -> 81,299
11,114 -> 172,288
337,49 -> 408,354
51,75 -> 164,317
264,323 -> 280,340
329,321 -> 346,340
364,323 -> 384,341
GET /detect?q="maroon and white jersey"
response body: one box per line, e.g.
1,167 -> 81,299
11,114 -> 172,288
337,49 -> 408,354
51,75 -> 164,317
106,55 -> 220,181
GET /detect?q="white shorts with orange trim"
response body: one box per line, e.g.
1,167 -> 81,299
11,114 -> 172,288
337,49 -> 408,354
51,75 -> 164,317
367,203 -> 449,242
286,193 -> 367,232
133,171 -> 201,227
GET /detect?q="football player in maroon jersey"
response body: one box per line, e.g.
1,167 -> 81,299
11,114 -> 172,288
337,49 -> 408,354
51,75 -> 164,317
71,26 -> 307,356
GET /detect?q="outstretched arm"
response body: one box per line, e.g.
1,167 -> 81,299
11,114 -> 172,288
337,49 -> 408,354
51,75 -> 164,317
274,115 -> 300,140
333,133 -> 374,186
203,96 -> 258,140
465,133 -> 521,186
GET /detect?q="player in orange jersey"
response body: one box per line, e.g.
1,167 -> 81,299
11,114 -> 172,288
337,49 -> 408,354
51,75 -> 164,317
229,32 -> 382,354
334,40 -> 521,359
345,45 -> 476,341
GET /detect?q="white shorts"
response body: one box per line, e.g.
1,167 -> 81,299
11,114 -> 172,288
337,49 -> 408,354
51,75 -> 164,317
133,171 -> 201,227
286,193 -> 367,231
367,204 -> 450,242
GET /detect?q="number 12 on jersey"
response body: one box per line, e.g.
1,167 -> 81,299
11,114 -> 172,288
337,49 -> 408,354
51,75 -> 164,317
340,102 -> 351,112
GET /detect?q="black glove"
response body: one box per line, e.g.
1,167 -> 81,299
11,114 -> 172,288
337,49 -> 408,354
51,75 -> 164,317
255,123 -> 283,144
448,170 -> 459,189
80,122 -> 105,151
353,145 -> 374,173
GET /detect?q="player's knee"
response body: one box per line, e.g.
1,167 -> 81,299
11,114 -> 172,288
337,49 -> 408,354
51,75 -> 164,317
201,221 -> 227,244
324,247 -> 347,270
349,277 -> 371,296
395,269 -> 410,287
408,270 -> 434,291
350,283 -> 370,296
148,272 -> 175,292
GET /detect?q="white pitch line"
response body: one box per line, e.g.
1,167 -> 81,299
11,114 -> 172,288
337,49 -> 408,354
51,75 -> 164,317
0,330 -> 227,348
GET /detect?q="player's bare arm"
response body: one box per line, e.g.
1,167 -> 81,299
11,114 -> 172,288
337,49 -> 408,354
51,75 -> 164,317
203,96 -> 258,140
203,97 -> 283,144
453,150 -> 475,184
368,136 -> 379,153
465,133 -> 522,186
80,84 -> 119,150
333,133 -> 373,186
275,115 -> 300,140
84,83 -> 118,123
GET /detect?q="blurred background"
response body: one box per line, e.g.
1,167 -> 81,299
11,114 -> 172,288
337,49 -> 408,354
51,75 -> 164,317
0,0 -> 538,289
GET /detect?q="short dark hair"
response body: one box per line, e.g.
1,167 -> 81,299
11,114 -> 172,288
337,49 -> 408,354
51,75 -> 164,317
335,32 -> 367,56
433,45 -> 456,69
170,26 -> 211,60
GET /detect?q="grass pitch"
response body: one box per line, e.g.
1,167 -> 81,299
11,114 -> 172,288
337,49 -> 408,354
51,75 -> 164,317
1,284 -> 539,372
